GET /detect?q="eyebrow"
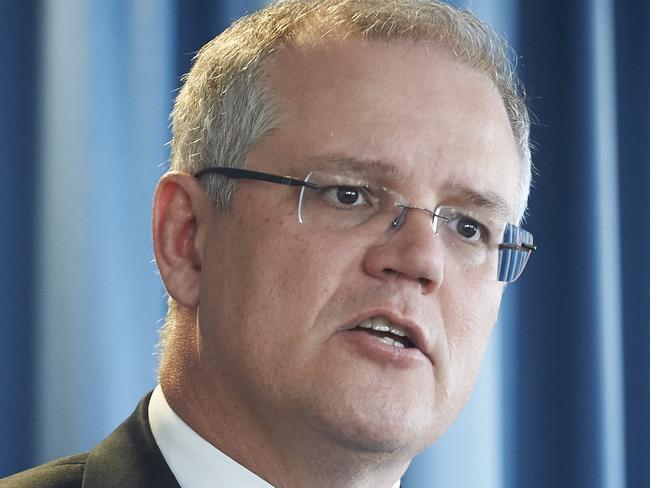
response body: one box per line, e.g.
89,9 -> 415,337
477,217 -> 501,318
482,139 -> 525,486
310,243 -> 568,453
307,153 -> 405,180
442,181 -> 513,221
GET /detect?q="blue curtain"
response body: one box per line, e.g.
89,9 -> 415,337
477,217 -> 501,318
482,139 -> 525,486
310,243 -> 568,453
1,1 -> 647,487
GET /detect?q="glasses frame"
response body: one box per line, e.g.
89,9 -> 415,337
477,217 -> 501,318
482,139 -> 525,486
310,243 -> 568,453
194,166 -> 537,281
195,166 -> 319,189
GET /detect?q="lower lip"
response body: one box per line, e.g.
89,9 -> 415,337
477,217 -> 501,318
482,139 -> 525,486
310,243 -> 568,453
340,329 -> 430,368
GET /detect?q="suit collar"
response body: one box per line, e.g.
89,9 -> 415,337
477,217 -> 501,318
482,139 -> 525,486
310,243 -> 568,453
81,392 -> 179,488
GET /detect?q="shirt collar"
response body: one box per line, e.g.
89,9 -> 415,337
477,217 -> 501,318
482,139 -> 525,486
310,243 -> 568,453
149,385 -> 274,488
149,385 -> 400,488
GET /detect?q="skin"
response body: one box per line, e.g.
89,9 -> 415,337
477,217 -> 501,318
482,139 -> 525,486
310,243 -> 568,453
153,39 -> 521,488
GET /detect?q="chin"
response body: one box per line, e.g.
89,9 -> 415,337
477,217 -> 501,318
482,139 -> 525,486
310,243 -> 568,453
336,417 -> 440,463
307,393 -> 441,457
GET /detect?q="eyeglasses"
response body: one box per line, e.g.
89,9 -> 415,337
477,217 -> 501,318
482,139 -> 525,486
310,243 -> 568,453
194,166 -> 536,282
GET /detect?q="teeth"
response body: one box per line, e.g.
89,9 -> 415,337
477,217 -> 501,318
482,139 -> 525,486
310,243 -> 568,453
371,317 -> 390,332
357,319 -> 373,330
389,326 -> 406,337
376,336 -> 406,348
357,317 -> 410,338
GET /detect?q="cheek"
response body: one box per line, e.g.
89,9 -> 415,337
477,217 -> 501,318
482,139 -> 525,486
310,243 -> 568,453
261,231 -> 344,304
442,279 -> 503,388
205,222 -> 369,400
205,213 -> 359,347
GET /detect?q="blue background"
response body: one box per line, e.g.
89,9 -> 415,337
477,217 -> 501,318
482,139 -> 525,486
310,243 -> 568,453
1,1 -> 648,486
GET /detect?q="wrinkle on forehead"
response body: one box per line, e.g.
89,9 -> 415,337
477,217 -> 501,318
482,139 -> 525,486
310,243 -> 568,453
307,153 -> 406,180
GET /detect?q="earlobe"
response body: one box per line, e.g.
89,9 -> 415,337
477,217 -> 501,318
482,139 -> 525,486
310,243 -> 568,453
152,172 -> 208,309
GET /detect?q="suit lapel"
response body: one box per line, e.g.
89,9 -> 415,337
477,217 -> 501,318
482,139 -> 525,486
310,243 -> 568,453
81,392 -> 180,488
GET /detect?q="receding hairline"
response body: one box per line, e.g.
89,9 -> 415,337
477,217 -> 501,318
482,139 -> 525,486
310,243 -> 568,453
172,0 -> 531,214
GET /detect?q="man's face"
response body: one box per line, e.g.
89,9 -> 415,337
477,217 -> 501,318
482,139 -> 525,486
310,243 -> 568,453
197,40 -> 520,457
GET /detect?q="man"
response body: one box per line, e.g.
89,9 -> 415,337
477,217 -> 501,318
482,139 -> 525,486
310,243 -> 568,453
2,0 -> 535,486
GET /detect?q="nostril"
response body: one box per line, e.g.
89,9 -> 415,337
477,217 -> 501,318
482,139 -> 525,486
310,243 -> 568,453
417,277 -> 431,289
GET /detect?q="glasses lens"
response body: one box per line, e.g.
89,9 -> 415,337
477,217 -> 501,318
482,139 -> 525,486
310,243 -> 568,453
497,224 -> 534,282
433,206 -> 500,275
298,172 -> 402,230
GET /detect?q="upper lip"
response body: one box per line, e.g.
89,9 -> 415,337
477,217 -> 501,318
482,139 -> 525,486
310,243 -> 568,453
341,309 -> 435,364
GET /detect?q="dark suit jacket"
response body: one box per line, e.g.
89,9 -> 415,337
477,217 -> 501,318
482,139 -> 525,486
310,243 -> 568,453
0,392 -> 180,487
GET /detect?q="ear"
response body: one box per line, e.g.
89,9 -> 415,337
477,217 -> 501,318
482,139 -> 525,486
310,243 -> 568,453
152,171 -> 211,309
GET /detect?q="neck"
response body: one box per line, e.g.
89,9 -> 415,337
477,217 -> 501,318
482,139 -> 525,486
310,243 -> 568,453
160,355 -> 407,488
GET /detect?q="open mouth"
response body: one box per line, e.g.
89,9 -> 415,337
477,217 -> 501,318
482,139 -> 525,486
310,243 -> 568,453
352,316 -> 415,349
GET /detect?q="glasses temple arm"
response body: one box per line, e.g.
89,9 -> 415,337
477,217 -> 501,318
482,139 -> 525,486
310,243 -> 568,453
194,167 -> 319,188
499,242 -> 537,252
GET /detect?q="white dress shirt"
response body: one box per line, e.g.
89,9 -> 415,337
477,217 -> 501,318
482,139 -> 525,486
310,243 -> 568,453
149,385 -> 401,488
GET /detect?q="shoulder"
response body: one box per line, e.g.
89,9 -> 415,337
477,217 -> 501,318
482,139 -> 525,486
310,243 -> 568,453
0,453 -> 88,488
1,391 -> 179,488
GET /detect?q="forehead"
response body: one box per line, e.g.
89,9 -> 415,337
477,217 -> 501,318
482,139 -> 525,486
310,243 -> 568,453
255,39 -> 521,218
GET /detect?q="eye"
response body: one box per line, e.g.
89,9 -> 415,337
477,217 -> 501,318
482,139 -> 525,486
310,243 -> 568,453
320,185 -> 371,209
336,186 -> 364,206
448,215 -> 487,242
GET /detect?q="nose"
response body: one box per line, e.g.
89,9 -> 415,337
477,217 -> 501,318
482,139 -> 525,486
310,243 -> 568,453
363,207 -> 444,294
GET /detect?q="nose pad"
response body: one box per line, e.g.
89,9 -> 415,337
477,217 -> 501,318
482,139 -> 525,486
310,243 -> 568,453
390,205 -> 411,230
390,204 -> 438,234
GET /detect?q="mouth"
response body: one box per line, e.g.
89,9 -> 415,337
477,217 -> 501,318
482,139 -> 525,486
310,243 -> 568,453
352,316 -> 416,349
341,312 -> 444,384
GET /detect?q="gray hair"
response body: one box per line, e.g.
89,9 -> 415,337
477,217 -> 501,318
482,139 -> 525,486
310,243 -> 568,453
170,0 -> 532,218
